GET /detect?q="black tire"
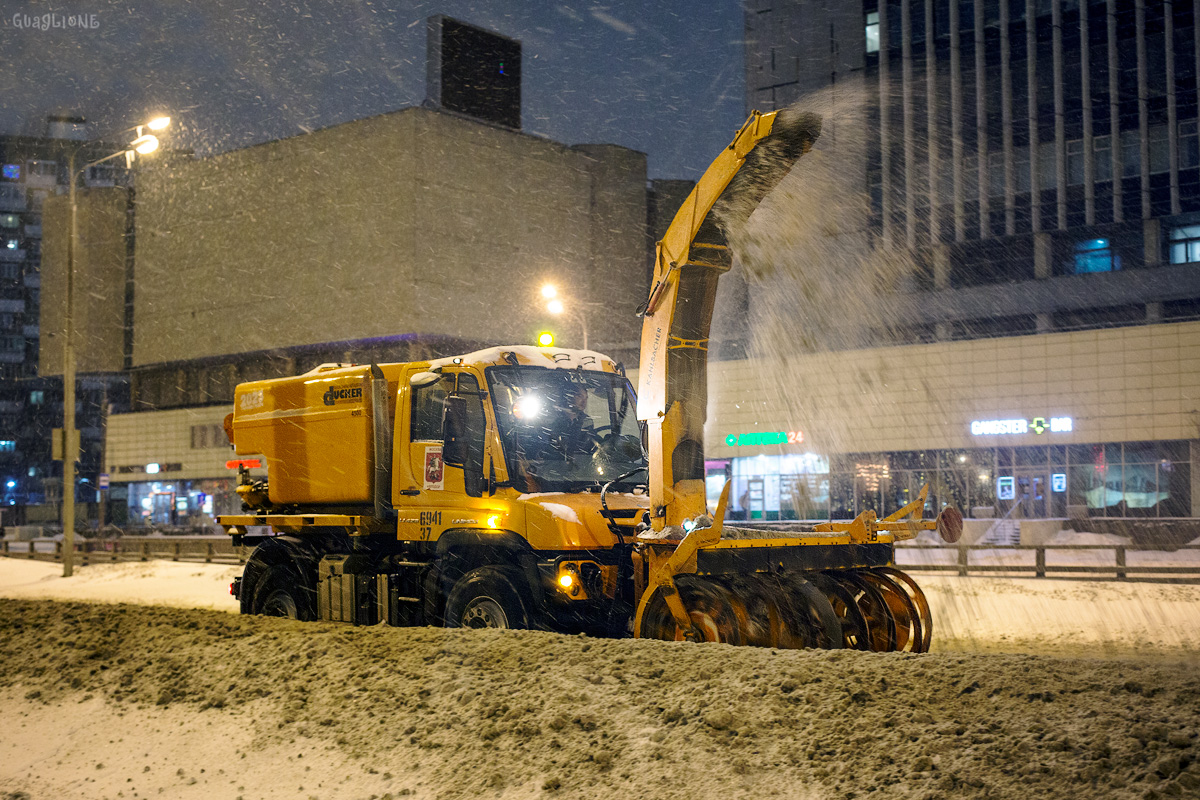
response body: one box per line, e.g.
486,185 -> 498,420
251,564 -> 315,621
444,566 -> 531,629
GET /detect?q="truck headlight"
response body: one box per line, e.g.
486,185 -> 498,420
556,563 -> 582,597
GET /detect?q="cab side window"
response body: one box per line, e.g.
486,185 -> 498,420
410,376 -> 451,441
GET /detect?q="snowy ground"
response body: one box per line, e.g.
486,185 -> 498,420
1,558 -> 1198,799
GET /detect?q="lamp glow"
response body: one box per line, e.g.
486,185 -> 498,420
146,116 -> 171,131
131,134 -> 159,154
486,514 -> 501,529
541,284 -> 557,299
558,573 -> 574,589
547,299 -> 564,314
537,331 -> 554,347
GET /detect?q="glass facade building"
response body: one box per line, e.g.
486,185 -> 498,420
710,439 -> 1191,521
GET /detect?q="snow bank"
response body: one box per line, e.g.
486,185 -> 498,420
0,558 -> 241,611
1,600 -> 1198,800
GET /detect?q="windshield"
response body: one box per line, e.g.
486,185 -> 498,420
486,366 -> 645,494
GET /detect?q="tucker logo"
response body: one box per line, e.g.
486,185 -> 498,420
323,385 -> 363,406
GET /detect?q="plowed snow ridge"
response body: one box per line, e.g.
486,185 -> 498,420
0,558 -> 1198,800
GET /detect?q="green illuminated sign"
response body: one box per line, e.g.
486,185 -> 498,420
724,430 -> 804,447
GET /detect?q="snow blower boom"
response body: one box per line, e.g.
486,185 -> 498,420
218,107 -> 961,653
629,107 -> 963,649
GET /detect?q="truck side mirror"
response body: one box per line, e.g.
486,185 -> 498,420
442,396 -> 469,467
442,395 -> 484,498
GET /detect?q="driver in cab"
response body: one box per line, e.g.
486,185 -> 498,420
550,384 -> 596,457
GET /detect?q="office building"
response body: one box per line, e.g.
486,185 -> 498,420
710,1 -> 1200,525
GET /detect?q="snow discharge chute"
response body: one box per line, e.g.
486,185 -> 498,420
637,106 -> 823,532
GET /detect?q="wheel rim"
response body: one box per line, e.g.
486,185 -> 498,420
810,573 -> 872,651
262,589 -> 298,618
838,572 -> 897,651
859,571 -> 921,652
460,596 -> 510,628
877,567 -> 933,653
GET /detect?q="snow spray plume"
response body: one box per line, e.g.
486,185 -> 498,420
714,107 -> 823,236
709,84 -> 929,454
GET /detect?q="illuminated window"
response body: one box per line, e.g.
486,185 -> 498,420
0,440 -> 15,453
1072,239 -> 1120,274
0,214 -> 17,229
1169,225 -> 1200,265
865,12 -> 880,53
1,164 -> 18,181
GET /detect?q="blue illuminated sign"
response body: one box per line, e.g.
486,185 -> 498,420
1,164 -> 19,180
1051,473 -> 1066,493
996,476 -> 1016,500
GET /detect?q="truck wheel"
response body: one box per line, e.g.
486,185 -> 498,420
252,564 -> 314,621
444,566 -> 530,629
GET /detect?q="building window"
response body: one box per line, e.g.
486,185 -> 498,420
4,239 -> 17,250
1149,125 -> 1169,174
1037,142 -> 1056,190
1121,131 -> 1141,178
0,214 -> 17,229
1,165 -> 18,181
29,390 -> 43,405
1072,239 -> 1120,274
0,440 -> 15,453
1013,146 -> 1031,193
1181,121 -> 1199,169
1169,224 -> 1200,265
1093,135 -> 1113,182
190,423 -> 230,449
1066,139 -> 1084,185
988,151 -> 1005,197
865,11 -> 880,53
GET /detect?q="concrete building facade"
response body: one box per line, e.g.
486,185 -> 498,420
104,106 -> 653,528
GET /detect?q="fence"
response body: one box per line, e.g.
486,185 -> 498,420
894,543 -> 1200,580
4,537 -> 1200,581
0,535 -> 248,566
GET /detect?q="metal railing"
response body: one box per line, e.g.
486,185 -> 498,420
3,538 -> 1198,581
1,535 -> 249,566
895,543 -> 1200,580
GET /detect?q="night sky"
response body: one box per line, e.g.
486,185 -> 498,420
0,1 -> 747,179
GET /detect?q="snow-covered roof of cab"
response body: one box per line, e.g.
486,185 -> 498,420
429,346 -> 620,373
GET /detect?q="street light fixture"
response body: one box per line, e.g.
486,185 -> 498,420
60,115 -> 170,577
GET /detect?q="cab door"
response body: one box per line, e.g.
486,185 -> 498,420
396,369 -> 492,543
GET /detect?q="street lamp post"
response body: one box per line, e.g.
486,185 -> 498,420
61,116 -> 168,577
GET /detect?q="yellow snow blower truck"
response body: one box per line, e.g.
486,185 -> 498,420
219,108 -> 962,651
